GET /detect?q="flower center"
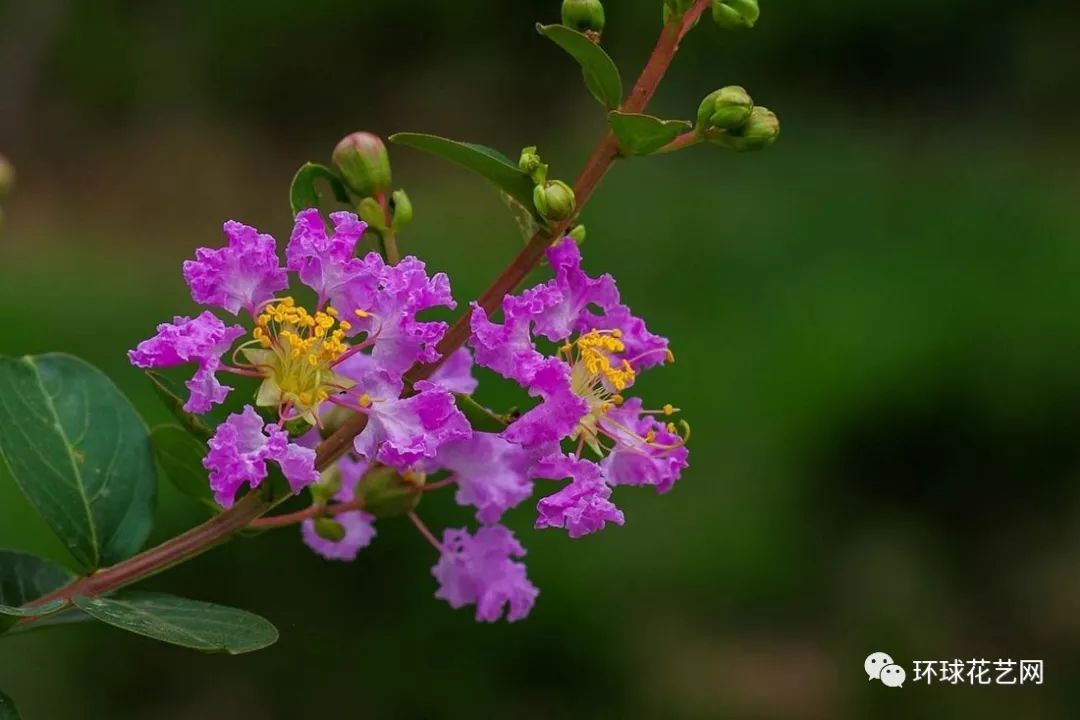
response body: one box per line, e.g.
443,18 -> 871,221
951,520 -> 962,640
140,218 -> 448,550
240,297 -> 355,421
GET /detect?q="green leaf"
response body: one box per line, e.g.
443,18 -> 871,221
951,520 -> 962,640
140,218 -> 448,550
0,354 -> 158,572
455,394 -> 509,433
537,24 -> 623,110
0,689 -> 21,720
499,191 -> 543,243
73,592 -> 279,654
150,425 -> 217,510
608,112 -> 692,155
0,551 -> 74,633
145,371 -> 214,441
390,133 -> 539,216
289,162 -> 351,217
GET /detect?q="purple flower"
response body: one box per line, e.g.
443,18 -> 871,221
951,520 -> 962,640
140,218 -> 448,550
302,511 -> 377,562
349,255 -> 456,376
352,379 -> 471,470
428,347 -> 479,394
469,284 -> 562,385
203,405 -> 319,507
435,433 -> 536,523
183,220 -> 288,315
286,209 -> 377,311
432,525 -> 538,622
500,358 -> 587,448
600,398 -> 688,494
531,238 -> 620,343
534,454 -> 625,538
127,311 -> 245,413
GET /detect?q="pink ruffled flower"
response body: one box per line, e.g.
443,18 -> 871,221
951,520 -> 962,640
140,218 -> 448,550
432,525 -> 538,622
428,347 -> 479,394
600,398 -> 688,494
183,220 -> 288,315
534,454 -> 625,538
203,406 -> 319,508
286,209 -> 374,311
435,433 -> 537,524
127,311 -> 245,413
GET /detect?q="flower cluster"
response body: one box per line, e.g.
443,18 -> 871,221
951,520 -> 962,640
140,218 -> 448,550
130,210 -> 688,623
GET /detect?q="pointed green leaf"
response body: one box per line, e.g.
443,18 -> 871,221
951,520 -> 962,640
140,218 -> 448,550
537,24 -> 623,110
390,133 -> 539,216
608,112 -> 692,155
0,551 -> 74,633
0,354 -> 158,572
0,689 -> 21,720
290,162 -> 351,216
150,425 -> 217,510
145,371 -> 214,441
74,592 -> 279,654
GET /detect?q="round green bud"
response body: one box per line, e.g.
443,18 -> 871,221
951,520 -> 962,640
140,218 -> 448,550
357,466 -> 424,518
332,132 -> 392,197
561,0 -> 606,35
711,0 -> 759,29
313,517 -> 347,542
533,180 -> 576,222
391,189 -> 413,229
519,146 -> 548,184
0,155 -> 13,197
696,86 -> 753,132
726,106 -> 779,151
356,196 -> 387,231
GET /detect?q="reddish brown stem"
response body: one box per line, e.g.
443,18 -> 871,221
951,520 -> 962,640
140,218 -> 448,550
16,3 -> 709,620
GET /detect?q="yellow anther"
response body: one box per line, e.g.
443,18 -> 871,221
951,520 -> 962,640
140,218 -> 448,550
325,306 -> 338,317
666,422 -> 676,433
611,329 -> 622,338
665,349 -> 675,363
299,392 -> 312,406
354,309 -> 370,318
645,430 -> 657,444
339,320 -> 352,331
662,403 -> 675,416
358,394 -> 372,408
611,394 -> 624,405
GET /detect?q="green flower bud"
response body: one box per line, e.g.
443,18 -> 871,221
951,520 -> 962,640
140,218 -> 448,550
310,466 -> 343,503
356,196 -> 387,231
357,466 -> 424,518
533,180 -> 576,222
696,86 -> 753,133
391,189 -> 413,229
518,146 -> 548,185
569,224 -> 587,244
561,0 -> 606,35
711,0 -> 759,29
313,517 -> 347,542
726,106 -> 779,151
332,132 -> 392,197
0,155 -> 13,197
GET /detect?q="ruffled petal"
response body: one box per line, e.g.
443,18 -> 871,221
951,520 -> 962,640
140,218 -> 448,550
432,525 -> 538,622
286,209 -> 375,311
352,380 -> 471,469
530,237 -> 620,343
534,454 -> 625,538
182,220 -> 288,315
428,347 -> 479,394
599,398 -> 688,494
301,511 -> 377,562
435,433 -> 535,523
468,283 -> 562,385
501,358 -> 587,448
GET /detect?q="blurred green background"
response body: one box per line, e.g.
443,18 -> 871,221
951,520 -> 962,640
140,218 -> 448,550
2,0 -> 1080,717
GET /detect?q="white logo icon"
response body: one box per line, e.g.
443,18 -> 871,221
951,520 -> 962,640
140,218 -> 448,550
865,651 -> 904,688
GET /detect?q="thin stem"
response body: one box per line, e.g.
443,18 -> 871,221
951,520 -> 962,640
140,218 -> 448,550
16,4 -> 708,618
248,498 -> 365,530
408,512 -> 444,553
421,477 -> 455,493
376,192 -> 400,264
655,131 -> 704,154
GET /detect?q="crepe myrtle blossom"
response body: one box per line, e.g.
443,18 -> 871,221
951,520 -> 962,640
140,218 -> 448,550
469,236 -> 690,537
432,525 -> 538,623
300,455 -> 377,562
128,208 -> 468,501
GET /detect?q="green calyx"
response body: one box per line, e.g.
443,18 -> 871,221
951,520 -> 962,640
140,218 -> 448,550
696,86 -> 754,133
391,189 -> 413,229
313,518 -> 347,542
562,0 -> 605,35
332,131 -> 392,197
533,180 -> 576,222
721,106 -> 780,151
356,466 -> 424,518
711,0 -> 759,29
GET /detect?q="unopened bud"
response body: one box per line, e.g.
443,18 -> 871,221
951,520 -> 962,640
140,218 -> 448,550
533,180 -> 576,222
696,86 -> 753,132
518,146 -> 548,184
711,0 -> 759,29
391,189 -> 413,229
569,224 -> 587,244
356,196 -> 387,231
357,466 -> 424,518
562,0 -> 606,35
0,155 -> 13,197
313,517 -> 347,542
726,106 -> 779,151
332,132 -> 392,197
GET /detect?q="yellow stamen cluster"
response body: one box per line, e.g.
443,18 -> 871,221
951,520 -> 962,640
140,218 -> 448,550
575,329 -> 636,391
254,297 -> 351,367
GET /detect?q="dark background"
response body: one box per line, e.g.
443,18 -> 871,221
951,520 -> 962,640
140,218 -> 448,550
2,0 -> 1080,717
